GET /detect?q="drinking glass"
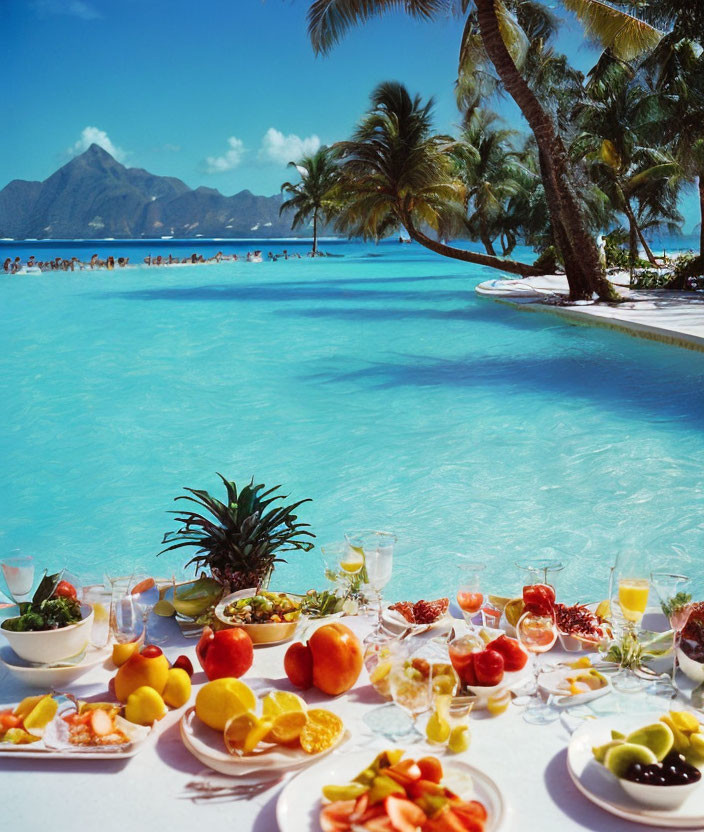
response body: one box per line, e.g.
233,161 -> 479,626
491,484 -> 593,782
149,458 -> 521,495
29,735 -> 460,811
515,551 -> 565,589
456,560 -> 485,628
1,553 -> 35,604
515,611 -> 559,724
388,653 -> 433,739
82,584 -> 112,648
651,572 -> 692,693
608,552 -> 650,693
319,543 -> 344,588
111,585 -> 141,644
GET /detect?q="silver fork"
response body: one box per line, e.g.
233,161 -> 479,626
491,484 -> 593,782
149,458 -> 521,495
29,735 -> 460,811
182,774 -> 285,803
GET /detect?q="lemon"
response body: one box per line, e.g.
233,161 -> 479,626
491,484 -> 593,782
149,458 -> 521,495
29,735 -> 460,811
369,660 -> 392,685
124,686 -> 167,725
153,599 -> 176,617
224,712 -> 273,754
487,691 -> 511,717
268,711 -> 308,744
448,725 -> 471,753
339,550 -> 364,574
261,691 -> 306,718
163,668 -> 191,709
22,695 -> 58,736
195,678 -> 256,731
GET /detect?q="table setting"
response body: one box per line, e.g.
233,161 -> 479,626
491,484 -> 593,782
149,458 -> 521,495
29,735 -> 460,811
1,475 -> 704,832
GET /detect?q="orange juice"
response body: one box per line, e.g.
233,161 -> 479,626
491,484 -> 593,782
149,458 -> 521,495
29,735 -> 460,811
618,578 -> 649,623
456,591 -> 483,614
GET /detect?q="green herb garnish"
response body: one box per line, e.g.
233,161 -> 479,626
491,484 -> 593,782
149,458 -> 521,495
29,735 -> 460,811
1,572 -> 82,632
661,591 -> 692,620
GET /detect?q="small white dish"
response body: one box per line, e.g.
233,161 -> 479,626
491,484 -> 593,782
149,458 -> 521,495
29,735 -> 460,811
539,666 -> 611,706
465,662 -> 531,707
619,777 -> 701,810
180,706 -> 348,776
382,606 -> 450,632
568,714 -> 704,827
276,750 -> 506,832
215,589 -> 301,645
0,604 -> 94,664
0,642 -> 112,688
677,648 -> 704,684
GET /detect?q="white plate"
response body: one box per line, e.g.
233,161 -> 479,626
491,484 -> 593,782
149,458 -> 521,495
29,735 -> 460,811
180,706 -> 349,776
276,750 -> 506,832
567,714 -> 704,828
382,606 -> 451,632
539,666 -> 611,697
0,643 -> 112,688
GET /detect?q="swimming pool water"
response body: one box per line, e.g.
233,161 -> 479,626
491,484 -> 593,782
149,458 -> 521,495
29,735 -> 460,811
1,241 -> 703,604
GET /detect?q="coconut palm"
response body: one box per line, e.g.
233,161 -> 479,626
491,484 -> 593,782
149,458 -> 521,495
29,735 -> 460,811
332,81 -> 547,276
451,108 -> 525,256
280,146 -> 339,254
307,0 -> 663,300
571,56 -> 682,265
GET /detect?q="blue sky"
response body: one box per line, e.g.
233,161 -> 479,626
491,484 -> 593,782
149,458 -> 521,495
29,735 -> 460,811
3,0 -> 699,231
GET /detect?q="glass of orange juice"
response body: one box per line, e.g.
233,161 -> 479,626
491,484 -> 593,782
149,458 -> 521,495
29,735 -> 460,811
456,560 -> 485,627
608,551 -> 652,693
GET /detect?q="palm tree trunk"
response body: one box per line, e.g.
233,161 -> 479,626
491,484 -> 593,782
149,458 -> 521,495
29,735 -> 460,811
474,0 -> 618,302
619,189 -> 657,266
312,209 -> 318,255
479,216 -> 497,256
404,215 -> 547,276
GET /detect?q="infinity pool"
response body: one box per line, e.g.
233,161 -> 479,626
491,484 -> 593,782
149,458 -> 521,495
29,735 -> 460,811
2,242 -> 703,603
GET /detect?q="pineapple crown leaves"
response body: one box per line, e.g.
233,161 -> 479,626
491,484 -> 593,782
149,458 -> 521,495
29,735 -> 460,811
158,474 -> 315,574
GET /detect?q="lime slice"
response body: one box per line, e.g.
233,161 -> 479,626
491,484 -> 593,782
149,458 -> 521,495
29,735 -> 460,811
604,742 -> 657,778
626,723 -> 674,761
153,600 -> 176,617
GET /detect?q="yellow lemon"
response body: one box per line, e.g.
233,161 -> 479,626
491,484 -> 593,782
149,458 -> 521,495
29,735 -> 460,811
595,600 -> 611,620
268,711 -> 308,744
224,713 -> 274,755
195,678 -> 256,731
448,725 -> 471,753
300,709 -> 344,754
339,550 -> 364,574
124,686 -> 167,725
111,640 -> 141,667
487,691 -> 511,717
13,695 -> 46,719
22,695 -> 58,736
261,691 -> 306,718
163,668 -> 191,709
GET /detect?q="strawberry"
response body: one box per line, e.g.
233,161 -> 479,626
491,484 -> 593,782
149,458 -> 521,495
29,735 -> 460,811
486,634 -> 528,672
384,796 -> 427,832
472,649 -> 504,686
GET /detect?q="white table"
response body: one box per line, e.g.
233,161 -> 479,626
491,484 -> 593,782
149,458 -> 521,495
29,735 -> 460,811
0,616 -> 668,831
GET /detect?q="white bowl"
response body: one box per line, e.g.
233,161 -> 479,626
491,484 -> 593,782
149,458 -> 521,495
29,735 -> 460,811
0,604 -> 94,663
678,648 -> 704,683
215,589 -> 301,645
619,777 -> 701,810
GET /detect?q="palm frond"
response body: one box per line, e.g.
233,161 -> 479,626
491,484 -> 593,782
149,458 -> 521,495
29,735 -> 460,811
562,0 -> 663,61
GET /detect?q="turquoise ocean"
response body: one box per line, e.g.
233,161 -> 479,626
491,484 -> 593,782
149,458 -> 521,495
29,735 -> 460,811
1,237 -> 703,604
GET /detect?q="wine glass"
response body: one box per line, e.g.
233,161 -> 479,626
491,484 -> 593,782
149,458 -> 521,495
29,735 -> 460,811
456,560 -> 485,628
111,583 -> 141,644
388,653 -> 433,740
82,583 -> 112,648
515,611 -> 559,724
608,551 -> 650,693
319,543 -> 344,589
360,531 -> 396,631
1,552 -> 35,604
651,572 -> 692,693
128,571 -> 166,645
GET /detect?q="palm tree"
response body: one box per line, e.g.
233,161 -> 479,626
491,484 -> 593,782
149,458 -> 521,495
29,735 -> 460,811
332,81 -> 547,276
306,0 -> 662,300
280,146 -> 339,254
451,107 -> 525,256
571,56 -> 682,266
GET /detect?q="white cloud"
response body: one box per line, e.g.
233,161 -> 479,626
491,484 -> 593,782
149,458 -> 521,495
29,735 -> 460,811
204,137 -> 246,174
31,0 -> 101,20
67,126 -> 126,161
258,128 -> 321,166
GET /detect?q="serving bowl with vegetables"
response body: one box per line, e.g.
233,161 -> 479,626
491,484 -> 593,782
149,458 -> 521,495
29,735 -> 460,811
215,590 -> 301,644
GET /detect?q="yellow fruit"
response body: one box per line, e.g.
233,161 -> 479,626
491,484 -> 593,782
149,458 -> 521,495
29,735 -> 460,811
322,783 -> 368,802
111,640 -> 141,668
595,600 -> 611,620
448,725 -> 471,753
114,649 -> 170,702
478,629 -> 493,645
153,600 -> 176,617
661,714 -> 691,754
487,595 -> 511,611
224,713 -> 273,755
504,598 -> 525,628
487,690 -> 511,716
13,695 -> 46,719
685,733 -> 704,766
92,602 -> 109,622
567,657 -> 592,670
261,691 -> 306,718
195,678 -> 256,731
21,695 -> 58,736
124,686 -> 167,725
300,709 -> 344,754
4,728 -> 40,744
268,711 -> 308,744
669,711 -> 701,734
339,551 -> 364,573
369,660 -> 392,685
162,667 -> 191,709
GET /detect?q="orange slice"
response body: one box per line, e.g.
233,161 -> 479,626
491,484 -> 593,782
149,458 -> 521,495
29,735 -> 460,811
300,708 -> 343,754
268,710 -> 308,744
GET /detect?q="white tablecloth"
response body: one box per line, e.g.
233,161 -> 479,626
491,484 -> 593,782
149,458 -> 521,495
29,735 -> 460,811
0,616 -> 667,831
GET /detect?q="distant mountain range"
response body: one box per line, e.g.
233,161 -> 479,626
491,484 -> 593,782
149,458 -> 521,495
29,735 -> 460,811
0,145 -> 311,240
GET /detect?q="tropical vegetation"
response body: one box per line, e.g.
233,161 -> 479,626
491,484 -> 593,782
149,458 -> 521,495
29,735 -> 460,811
277,1 -> 704,299
159,475 -> 315,592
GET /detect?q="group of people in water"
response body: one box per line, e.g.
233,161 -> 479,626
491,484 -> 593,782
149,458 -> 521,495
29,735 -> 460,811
3,247 -> 329,274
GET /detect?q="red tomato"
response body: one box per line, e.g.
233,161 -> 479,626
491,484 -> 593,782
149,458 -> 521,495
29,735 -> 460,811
54,580 -> 77,599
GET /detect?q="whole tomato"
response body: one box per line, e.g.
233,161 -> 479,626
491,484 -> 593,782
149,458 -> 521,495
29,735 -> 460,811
284,622 -> 362,696
196,626 -> 253,680
54,580 -> 77,599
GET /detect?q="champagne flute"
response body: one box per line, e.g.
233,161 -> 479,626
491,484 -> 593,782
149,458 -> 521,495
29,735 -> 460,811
456,560 -> 485,628
608,551 -> 650,693
361,531 -> 396,631
651,572 -> 692,693
515,611 -> 558,724
128,571 -> 165,645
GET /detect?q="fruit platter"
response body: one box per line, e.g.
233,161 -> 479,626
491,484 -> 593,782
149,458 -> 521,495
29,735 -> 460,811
277,749 -> 505,832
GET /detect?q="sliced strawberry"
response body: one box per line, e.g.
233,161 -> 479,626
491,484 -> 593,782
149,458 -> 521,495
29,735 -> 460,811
360,806 -> 387,824
407,780 -> 446,800
320,800 -> 355,832
452,801 -> 488,825
364,817 -> 394,832
422,808 -> 469,832
384,796 -> 427,832
417,757 -> 443,784
386,760 -> 422,786
351,793 -> 369,822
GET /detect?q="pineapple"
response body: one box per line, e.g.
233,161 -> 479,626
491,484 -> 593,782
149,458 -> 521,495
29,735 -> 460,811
159,475 -> 315,592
